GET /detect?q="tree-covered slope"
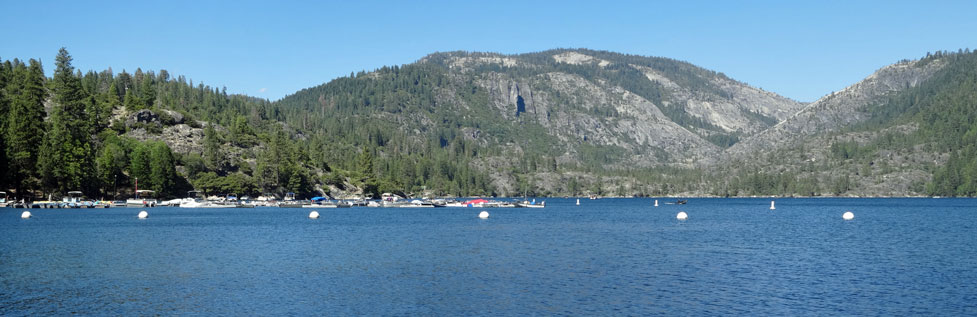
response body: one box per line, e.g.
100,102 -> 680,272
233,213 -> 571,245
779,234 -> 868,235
3,48 -> 974,199
276,49 -> 804,195
715,50 -> 977,197
1,49 -> 317,200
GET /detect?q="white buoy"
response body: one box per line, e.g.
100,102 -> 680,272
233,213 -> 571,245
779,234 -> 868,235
309,211 -> 320,219
21,211 -> 32,219
576,199 -> 580,206
770,200 -> 776,210
478,211 -> 489,219
843,211 -> 854,220
654,199 -> 659,207
137,211 -> 148,219
676,211 -> 688,220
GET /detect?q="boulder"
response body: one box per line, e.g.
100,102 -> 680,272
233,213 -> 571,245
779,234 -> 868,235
126,109 -> 159,127
162,110 -> 185,124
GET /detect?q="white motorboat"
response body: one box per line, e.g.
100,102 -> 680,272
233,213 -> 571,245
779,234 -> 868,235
179,191 -> 224,208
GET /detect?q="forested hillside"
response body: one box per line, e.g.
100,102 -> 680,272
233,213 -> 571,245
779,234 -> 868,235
0,49 -> 316,200
714,50 -> 977,197
277,49 -> 803,196
2,48 -> 975,199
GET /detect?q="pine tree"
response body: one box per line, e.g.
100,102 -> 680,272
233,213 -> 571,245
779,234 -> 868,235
255,148 -> 279,193
203,124 -> 223,170
95,142 -> 126,198
38,48 -> 95,195
93,81 -> 121,131
123,88 -> 143,111
129,142 -> 152,188
6,59 -> 47,196
149,141 -> 177,195
140,72 -> 155,108
0,59 -> 8,191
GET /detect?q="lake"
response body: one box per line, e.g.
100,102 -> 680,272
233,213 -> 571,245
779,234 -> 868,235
2,198 -> 976,315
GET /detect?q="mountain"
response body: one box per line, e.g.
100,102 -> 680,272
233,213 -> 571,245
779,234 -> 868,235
716,50 -> 977,197
726,56 -> 948,157
2,48 -> 975,199
277,49 -> 805,194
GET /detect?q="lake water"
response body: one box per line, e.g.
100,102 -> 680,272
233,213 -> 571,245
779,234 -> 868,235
2,198 -> 976,315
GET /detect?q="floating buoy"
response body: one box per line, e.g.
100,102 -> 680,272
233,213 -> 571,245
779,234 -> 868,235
576,199 -> 580,206
478,211 -> 489,219
676,211 -> 688,220
843,211 -> 854,220
654,199 -> 659,207
309,211 -> 320,219
21,211 -> 32,219
138,211 -> 148,219
770,200 -> 776,210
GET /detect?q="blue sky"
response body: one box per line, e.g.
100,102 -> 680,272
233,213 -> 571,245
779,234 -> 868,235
2,0 -> 975,102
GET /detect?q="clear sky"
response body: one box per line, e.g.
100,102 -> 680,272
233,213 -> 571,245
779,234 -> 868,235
2,0 -> 975,102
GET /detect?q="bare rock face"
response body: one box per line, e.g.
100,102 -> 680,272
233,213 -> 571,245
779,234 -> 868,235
437,52 -> 742,170
633,65 -> 805,135
162,110 -> 185,124
727,58 -> 948,157
125,123 -> 206,154
127,109 -> 159,127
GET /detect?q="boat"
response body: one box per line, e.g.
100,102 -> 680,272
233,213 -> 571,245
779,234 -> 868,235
346,198 -> 368,207
401,199 -> 438,208
665,199 -> 687,205
0,192 -> 8,208
179,191 -> 224,208
445,198 -> 516,208
253,193 -> 279,206
277,192 -> 304,207
443,200 -> 467,207
63,191 -> 95,208
159,198 -> 184,207
380,193 -> 402,205
302,201 -> 348,208
220,193 -> 254,208
302,196 -> 349,208
126,190 -> 158,207
462,198 -> 489,208
516,199 -> 545,208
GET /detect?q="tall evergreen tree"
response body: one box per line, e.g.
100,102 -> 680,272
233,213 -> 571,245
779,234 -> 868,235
148,141 -> 177,194
203,124 -> 224,170
93,81 -> 120,131
140,72 -> 155,108
38,48 -> 95,195
129,142 -> 151,188
5,59 -> 47,197
0,58 -> 8,191
95,142 -> 126,198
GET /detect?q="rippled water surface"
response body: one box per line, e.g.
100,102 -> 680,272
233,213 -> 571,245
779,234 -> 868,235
2,198 -> 976,315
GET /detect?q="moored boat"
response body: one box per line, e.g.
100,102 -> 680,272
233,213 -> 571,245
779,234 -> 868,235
126,190 -> 158,207
179,191 -> 224,208
63,191 -> 95,208
516,199 -> 545,208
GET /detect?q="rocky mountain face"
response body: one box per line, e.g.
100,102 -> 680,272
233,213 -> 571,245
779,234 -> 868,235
713,53 -> 969,197
274,49 -> 975,197
726,58 -> 948,158
414,49 -> 805,168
